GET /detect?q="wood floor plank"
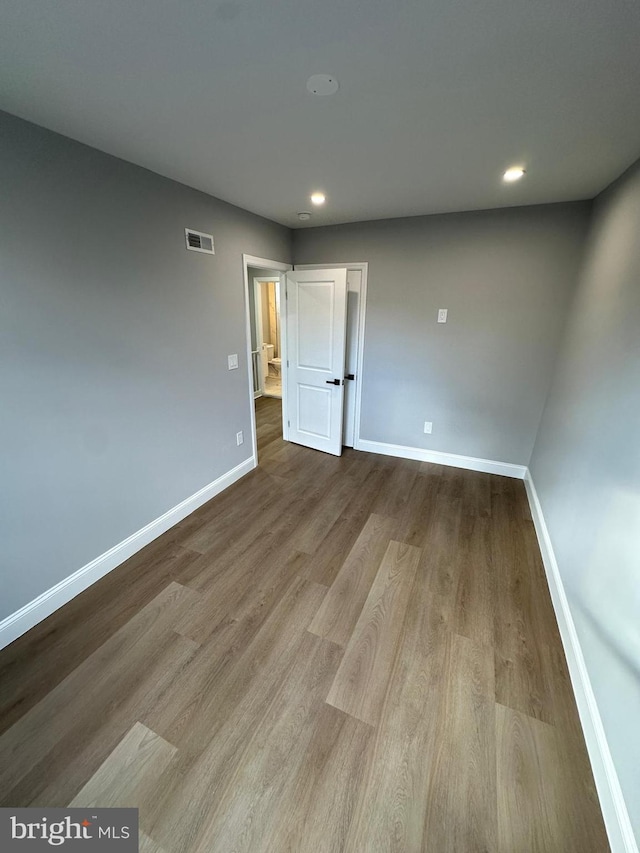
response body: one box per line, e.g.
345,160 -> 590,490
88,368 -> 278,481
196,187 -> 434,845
453,515 -> 495,647
394,463 -> 444,548
139,832 -> 168,853
182,484 -> 305,592
0,547 -> 202,736
326,539 -> 421,726
491,486 -> 560,724
0,582 -> 199,802
343,560 -> 452,852
185,463 -> 345,596
288,471 -> 365,555
175,546 -> 309,646
370,457 -> 421,519
412,471 -> 464,634
189,633 -> 343,853
151,573 -> 325,754
264,704 -> 373,853
180,470 -> 288,555
422,633 -> 497,852
25,630 -> 197,810
139,622 -> 250,747
496,695 -> 608,852
538,640 -> 611,850
302,465 -> 390,587
496,703 -> 582,853
140,558 -> 313,745
309,513 -> 397,647
460,468 -> 493,518
142,578 -> 328,853
69,721 -> 177,809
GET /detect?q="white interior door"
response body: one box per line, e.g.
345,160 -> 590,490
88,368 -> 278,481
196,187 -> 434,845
284,268 -> 348,456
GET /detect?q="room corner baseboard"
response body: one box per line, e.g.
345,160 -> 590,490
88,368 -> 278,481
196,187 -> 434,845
355,438 -> 526,479
0,456 -> 257,652
524,470 -> 638,853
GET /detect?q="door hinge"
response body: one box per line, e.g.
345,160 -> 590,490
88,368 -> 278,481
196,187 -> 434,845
288,420 -> 291,427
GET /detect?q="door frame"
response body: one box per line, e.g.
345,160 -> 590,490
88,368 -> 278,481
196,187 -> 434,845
251,276 -> 263,400
242,254 -> 292,464
294,262 -> 368,451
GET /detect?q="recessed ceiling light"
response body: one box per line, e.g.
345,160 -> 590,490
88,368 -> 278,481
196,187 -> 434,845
310,192 -> 326,205
306,75 -> 339,96
298,212 -> 312,221
503,166 -> 526,182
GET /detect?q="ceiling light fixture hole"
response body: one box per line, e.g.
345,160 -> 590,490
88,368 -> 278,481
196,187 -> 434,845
306,75 -> 339,96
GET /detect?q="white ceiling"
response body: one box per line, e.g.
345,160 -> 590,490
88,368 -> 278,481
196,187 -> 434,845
1,0 -> 640,228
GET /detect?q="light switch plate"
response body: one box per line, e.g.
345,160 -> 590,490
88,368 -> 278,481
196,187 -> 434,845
236,430 -> 244,446
437,309 -> 448,324
228,353 -> 239,370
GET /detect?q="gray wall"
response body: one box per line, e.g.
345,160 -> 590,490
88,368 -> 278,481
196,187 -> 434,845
293,203 -> 591,465
529,160 -> 640,839
0,111 -> 291,620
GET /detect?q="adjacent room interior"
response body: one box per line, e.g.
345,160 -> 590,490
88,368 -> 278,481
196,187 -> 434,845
1,2 -> 639,852
248,268 -> 283,400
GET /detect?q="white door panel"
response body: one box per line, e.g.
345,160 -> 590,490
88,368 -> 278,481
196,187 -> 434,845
284,269 -> 347,455
298,384 -> 332,437
297,282 -> 334,369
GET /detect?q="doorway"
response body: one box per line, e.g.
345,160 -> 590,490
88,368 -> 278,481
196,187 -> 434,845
294,263 -> 368,451
242,254 -> 291,464
254,277 -> 282,399
242,255 -> 368,463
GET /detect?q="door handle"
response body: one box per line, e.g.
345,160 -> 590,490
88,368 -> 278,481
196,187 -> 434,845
345,373 -> 355,380
325,379 -> 341,385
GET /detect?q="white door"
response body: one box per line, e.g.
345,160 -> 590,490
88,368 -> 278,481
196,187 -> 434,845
284,268 -> 348,456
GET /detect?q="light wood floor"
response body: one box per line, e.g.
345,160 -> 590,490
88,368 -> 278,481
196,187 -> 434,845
0,396 -> 609,852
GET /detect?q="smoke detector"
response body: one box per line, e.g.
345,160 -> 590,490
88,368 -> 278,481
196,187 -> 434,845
298,212 -> 312,221
306,75 -> 339,96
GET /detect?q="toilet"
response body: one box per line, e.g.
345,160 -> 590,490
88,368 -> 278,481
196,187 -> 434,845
261,343 -> 281,382
270,356 -> 282,377
260,343 -> 274,382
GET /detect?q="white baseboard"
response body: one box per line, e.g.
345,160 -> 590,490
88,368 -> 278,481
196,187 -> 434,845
356,438 -> 526,479
0,456 -> 256,652
524,470 -> 638,853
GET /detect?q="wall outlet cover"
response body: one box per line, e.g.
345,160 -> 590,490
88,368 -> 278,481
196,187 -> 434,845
437,309 -> 448,324
236,430 -> 244,445
228,353 -> 239,370
424,421 -> 433,434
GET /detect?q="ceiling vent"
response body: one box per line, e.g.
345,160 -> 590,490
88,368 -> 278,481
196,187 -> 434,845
185,228 -> 215,255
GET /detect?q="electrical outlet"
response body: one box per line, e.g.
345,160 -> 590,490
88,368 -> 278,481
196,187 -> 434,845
437,309 -> 448,324
424,421 -> 433,434
236,430 -> 244,446
228,353 -> 239,370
